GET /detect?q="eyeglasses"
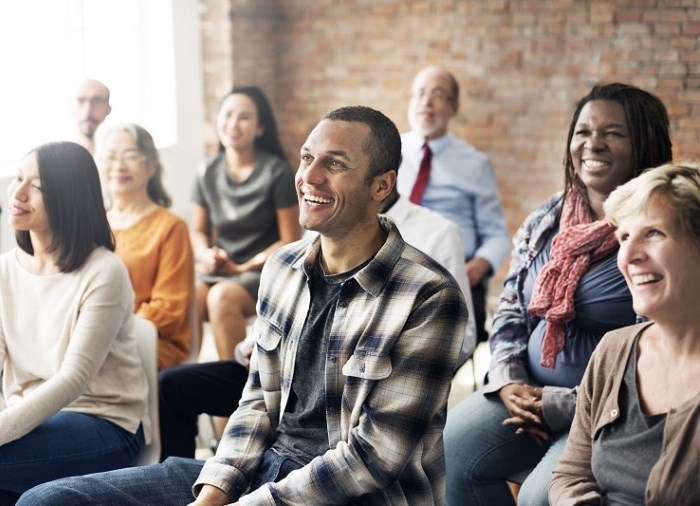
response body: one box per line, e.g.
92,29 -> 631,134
76,96 -> 109,107
99,152 -> 146,166
410,88 -> 454,103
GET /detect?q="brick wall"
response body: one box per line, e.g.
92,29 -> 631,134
199,0 -> 700,282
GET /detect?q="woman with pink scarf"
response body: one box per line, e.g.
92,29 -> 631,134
444,83 -> 673,506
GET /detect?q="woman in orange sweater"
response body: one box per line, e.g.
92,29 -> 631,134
96,122 -> 193,369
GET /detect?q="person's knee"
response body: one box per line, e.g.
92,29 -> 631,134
207,283 -> 244,313
515,473 -> 550,506
17,478 -> 87,506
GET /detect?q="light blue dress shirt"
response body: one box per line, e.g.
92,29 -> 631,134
397,130 -> 510,271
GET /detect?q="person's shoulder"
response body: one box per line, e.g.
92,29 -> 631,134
199,153 -> 225,177
445,133 -> 490,160
523,192 -> 564,222
76,247 -> 129,283
258,151 -> 293,172
594,322 -> 649,363
405,199 -> 460,231
390,230 -> 460,292
151,207 -> 188,229
269,234 -> 314,265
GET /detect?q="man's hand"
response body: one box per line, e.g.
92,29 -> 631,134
498,384 -> 552,445
465,257 -> 491,287
188,484 -> 229,506
234,338 -> 255,368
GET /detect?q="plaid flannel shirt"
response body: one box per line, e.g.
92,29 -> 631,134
194,217 -> 467,505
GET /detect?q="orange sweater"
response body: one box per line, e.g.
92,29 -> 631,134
113,207 -> 193,369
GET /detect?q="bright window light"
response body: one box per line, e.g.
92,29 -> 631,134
0,0 -> 177,175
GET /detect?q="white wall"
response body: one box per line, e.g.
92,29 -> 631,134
0,0 -> 204,254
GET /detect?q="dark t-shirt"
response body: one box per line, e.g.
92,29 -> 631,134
272,258 -> 366,465
191,151 -> 297,264
591,334 -> 666,505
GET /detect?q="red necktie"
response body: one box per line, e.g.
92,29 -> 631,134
409,142 -> 432,204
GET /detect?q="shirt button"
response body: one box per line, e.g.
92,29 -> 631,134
611,409 -> 619,418
330,356 -> 337,363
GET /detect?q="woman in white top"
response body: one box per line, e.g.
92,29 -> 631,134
0,141 -> 148,503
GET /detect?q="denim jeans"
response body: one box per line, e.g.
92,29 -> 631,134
443,389 -> 568,506
0,411 -> 143,505
18,449 -> 304,505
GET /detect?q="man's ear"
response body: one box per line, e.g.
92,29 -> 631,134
372,169 -> 396,202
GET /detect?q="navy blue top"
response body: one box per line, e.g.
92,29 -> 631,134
524,227 -> 636,388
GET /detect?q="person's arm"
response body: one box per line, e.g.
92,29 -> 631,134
469,157 -> 510,283
549,355 -> 604,505
240,283 -> 467,504
434,222 -> 477,365
135,218 -> 194,369
0,256 -> 132,446
191,204 -> 228,275
541,385 -> 578,431
484,195 -> 561,395
192,315 -> 280,501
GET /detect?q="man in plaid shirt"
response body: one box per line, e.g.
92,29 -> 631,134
19,106 -> 468,505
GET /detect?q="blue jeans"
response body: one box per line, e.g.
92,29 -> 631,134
443,389 -> 568,506
0,411 -> 143,505
18,449 -> 303,505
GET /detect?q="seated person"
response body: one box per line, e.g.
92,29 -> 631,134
157,183 -> 476,461
443,82 -> 673,506
192,85 -> 300,360
96,122 -> 194,369
18,106 -> 467,505
550,162 -> 700,505
0,142 -> 147,503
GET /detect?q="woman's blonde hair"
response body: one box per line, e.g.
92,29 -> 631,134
604,162 -> 700,242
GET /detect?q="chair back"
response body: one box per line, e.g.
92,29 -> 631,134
133,315 -> 161,465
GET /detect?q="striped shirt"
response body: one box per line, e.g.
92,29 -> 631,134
194,217 -> 467,505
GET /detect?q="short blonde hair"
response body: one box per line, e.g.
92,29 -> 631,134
604,162 -> 700,242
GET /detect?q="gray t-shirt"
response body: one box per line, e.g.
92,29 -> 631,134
191,151 -> 297,264
273,258 -> 367,465
591,333 -> 666,505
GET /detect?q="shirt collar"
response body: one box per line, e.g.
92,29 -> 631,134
408,129 -> 450,155
295,217 -> 404,298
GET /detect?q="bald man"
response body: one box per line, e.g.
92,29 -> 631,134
73,79 -> 112,154
396,65 -> 509,343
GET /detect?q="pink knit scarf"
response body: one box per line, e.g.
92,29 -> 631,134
528,190 -> 619,369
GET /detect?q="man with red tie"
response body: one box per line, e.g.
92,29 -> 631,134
396,65 -> 509,344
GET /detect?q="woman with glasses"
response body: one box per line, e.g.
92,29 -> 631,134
96,122 -> 194,370
0,142 -> 147,503
192,86 -> 300,360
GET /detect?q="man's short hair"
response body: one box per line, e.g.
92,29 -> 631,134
323,106 -> 401,185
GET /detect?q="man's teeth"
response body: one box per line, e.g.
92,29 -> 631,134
633,273 -> 661,285
305,195 -> 332,204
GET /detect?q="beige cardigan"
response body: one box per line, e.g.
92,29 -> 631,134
549,322 -> 700,505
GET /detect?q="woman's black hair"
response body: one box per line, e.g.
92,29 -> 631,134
16,141 -> 114,272
217,85 -> 287,162
563,82 -> 673,206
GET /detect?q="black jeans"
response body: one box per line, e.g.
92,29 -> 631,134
158,360 -> 249,460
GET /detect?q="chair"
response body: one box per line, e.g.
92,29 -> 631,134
133,315 -> 161,465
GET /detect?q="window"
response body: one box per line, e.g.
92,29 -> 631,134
0,0 -> 177,174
